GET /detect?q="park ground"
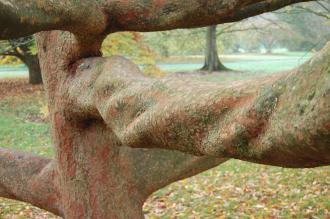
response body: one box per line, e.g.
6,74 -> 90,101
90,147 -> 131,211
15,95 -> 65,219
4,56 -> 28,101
0,54 -> 329,218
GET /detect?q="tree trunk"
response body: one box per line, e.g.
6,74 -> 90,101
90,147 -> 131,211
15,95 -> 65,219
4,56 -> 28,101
1,31 -> 226,218
23,54 -> 43,85
201,25 -> 229,72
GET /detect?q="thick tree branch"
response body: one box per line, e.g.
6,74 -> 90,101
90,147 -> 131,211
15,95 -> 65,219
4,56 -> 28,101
217,25 -> 264,36
0,0 -> 105,40
0,148 -> 62,216
1,0 -> 312,40
106,0 -> 313,32
65,42 -> 330,168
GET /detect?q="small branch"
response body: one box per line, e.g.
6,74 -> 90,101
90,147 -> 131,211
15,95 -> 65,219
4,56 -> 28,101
0,0 -> 105,39
221,23 -> 239,32
294,5 -> 330,19
316,1 -> 330,13
0,148 -> 62,216
106,0 -> 313,32
259,15 -> 287,31
216,25 -> 265,36
227,0 -> 313,22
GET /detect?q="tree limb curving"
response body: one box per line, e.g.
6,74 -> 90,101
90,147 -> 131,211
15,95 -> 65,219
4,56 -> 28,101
65,42 -> 330,168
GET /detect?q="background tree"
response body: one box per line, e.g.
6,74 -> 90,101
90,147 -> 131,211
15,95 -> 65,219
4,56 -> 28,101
201,25 -> 230,72
0,36 -> 42,84
144,29 -> 206,57
0,0 -> 329,218
102,32 -> 165,77
201,22 -> 262,72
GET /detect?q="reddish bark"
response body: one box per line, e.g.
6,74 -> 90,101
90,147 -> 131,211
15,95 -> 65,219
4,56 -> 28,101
0,0 -> 329,218
53,30 -> 329,167
1,0 -> 312,40
31,31 -> 227,217
0,148 -> 62,216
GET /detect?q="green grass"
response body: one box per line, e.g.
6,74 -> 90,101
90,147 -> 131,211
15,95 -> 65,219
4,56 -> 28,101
144,162 -> 329,218
0,95 -> 53,157
157,53 -> 312,73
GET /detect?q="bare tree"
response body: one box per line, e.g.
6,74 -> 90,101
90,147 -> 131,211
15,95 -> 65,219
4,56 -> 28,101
0,36 -> 42,84
274,1 -> 330,51
202,23 -> 262,72
278,0 -> 330,20
0,0 -> 329,218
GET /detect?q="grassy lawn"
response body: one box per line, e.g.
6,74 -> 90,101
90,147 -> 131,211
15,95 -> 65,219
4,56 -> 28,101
0,65 -> 28,79
0,66 -> 329,218
145,162 -> 329,218
0,98 -> 53,157
0,53 -> 312,80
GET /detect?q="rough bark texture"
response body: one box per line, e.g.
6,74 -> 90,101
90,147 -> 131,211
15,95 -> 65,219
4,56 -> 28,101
59,36 -> 330,168
0,148 -> 62,216
24,31 -> 226,218
0,0 -> 329,218
0,0 -> 312,40
201,25 -> 229,72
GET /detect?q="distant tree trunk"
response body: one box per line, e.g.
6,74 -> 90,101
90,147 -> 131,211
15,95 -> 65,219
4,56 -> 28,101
2,53 -> 43,84
21,54 -> 42,85
1,36 -> 43,85
201,25 -> 229,72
